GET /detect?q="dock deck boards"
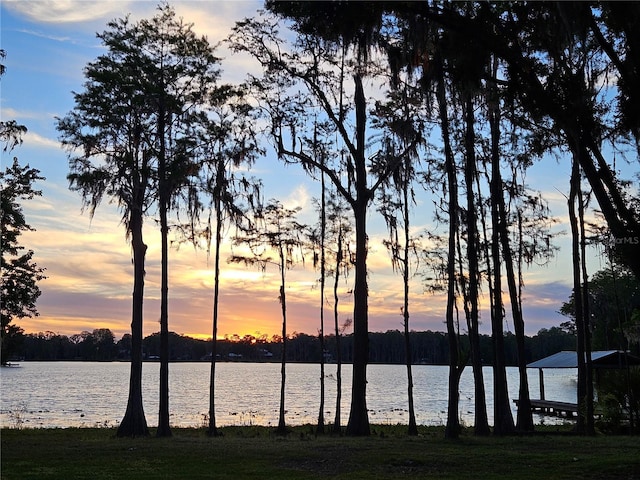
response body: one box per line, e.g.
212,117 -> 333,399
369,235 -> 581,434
514,399 -> 578,417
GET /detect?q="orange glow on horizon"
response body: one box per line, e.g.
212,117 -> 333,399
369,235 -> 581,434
19,182 -> 572,341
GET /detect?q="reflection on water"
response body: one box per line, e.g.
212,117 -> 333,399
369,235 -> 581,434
0,362 -> 577,429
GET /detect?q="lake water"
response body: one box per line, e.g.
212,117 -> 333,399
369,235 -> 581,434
0,362 -> 577,429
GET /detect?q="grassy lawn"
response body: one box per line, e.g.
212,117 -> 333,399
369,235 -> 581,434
2,425 -> 639,479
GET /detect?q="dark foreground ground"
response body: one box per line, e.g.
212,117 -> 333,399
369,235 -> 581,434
1,425 -> 639,479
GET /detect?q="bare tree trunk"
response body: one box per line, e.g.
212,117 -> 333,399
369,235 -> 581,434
401,162 -> 418,436
569,154 -> 587,435
117,207 -> 149,437
494,170 -> 533,432
498,204 -> 533,432
445,225 -> 463,440
578,181 -> 595,435
157,191 -> 172,437
333,229 -> 343,434
346,74 -> 371,436
208,193 -> 223,436
277,254 -> 288,435
317,172 -> 326,435
436,60 -> 463,439
488,70 -> 515,435
157,103 -> 171,438
463,94 -> 490,436
346,199 -> 370,436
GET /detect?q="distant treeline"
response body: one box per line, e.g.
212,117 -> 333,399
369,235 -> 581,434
14,326 -> 576,365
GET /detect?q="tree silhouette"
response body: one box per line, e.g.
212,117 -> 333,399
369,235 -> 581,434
199,91 -> 262,437
433,52 -> 466,439
487,60 -> 516,435
326,195 -> 354,433
567,157 -> 592,434
0,158 -> 46,366
265,1 -> 640,438
230,199 -> 306,435
57,15 -> 161,435
1,51 -> 47,367
460,92 -> 491,436
375,80 -> 426,435
229,13 -> 421,436
447,22 -> 492,436
308,167 -> 328,434
470,2 -> 640,279
123,4 -> 222,438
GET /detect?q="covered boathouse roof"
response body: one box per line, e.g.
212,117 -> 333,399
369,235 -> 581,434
527,350 -> 640,369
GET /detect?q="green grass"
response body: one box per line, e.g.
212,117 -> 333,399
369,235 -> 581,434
2,425 -> 639,479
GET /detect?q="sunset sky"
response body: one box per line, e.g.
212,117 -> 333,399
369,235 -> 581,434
1,1 -> 622,342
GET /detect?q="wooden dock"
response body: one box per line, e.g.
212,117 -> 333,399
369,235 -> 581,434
514,399 -> 578,417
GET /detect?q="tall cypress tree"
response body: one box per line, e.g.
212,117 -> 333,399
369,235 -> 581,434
58,4 -> 221,436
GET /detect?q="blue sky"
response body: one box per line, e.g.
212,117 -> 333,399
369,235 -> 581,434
1,1 -> 620,341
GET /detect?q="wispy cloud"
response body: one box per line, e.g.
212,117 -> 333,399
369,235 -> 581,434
23,131 -> 62,150
4,0 -> 131,24
16,28 -> 74,43
0,107 -> 52,121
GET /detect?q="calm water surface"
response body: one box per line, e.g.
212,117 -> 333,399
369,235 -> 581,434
0,362 -> 577,428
